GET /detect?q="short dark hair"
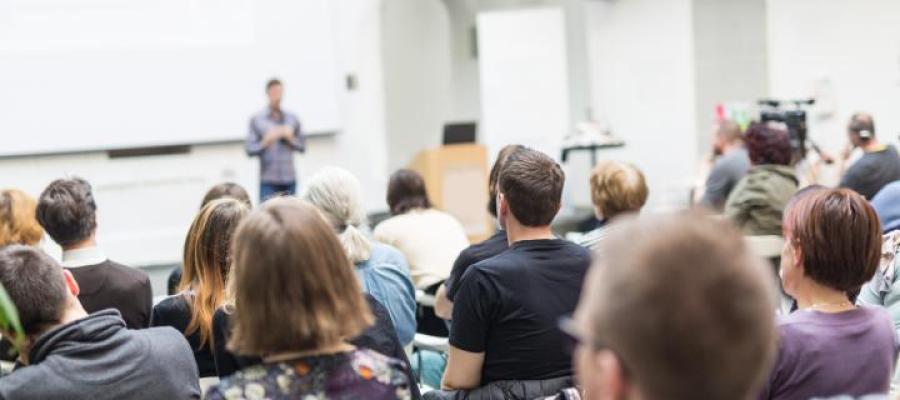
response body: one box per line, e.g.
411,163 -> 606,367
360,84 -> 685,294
587,212 -> 776,400
498,147 -> 564,226
201,182 -> 252,209
849,112 -> 876,140
745,122 -> 792,166
487,145 -> 526,217
783,188 -> 881,293
0,245 -> 68,336
386,169 -> 432,216
36,177 -> 98,247
266,78 -> 282,92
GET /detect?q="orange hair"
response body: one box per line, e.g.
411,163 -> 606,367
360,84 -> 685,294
0,189 -> 44,247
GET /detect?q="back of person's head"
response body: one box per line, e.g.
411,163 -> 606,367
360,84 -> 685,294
36,177 -> 97,247
0,245 -> 69,336
576,213 -> 776,400
228,197 -> 372,356
745,122 -> 792,166
589,160 -> 648,221
871,181 -> 900,233
303,167 -> 372,263
201,183 -> 251,209
487,145 -> 526,218
0,189 -> 44,247
716,120 -> 743,144
386,169 -> 432,216
497,147 -> 565,227
848,112 -> 876,143
180,198 -> 249,348
782,188 -> 881,295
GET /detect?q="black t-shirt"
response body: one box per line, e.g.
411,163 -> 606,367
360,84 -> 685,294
445,230 -> 509,301
150,294 -> 217,377
840,145 -> 900,199
449,239 -> 591,384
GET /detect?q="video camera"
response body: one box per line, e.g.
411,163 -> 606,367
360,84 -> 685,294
758,98 -> 816,163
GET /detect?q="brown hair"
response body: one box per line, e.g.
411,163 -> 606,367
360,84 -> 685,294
36,177 -> 97,247
201,183 -> 251,209
589,161 -> 648,219
0,189 -> 44,247
228,198 -> 372,355
745,122 -> 792,166
498,147 -> 565,226
386,169 -> 432,216
487,145 -> 525,217
179,198 -> 249,348
585,212 -> 776,400
783,188 -> 881,293
0,245 -> 68,336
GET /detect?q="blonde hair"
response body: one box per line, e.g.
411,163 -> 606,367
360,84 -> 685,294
178,198 -> 249,348
228,198 -> 372,356
302,167 -> 372,263
590,160 -> 648,219
0,189 -> 44,247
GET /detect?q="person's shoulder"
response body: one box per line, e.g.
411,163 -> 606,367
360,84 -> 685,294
208,363 -> 274,398
152,295 -> 190,320
353,348 -> 409,377
102,259 -> 151,285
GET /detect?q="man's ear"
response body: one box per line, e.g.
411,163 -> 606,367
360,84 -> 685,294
497,193 -> 507,217
62,269 -> 80,297
596,350 -> 630,400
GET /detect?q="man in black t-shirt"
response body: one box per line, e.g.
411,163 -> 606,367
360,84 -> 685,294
838,113 -> 900,199
434,145 -> 524,320
441,147 -> 591,392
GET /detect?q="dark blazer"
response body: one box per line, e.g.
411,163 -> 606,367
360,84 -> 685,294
212,294 -> 422,400
67,259 -> 152,329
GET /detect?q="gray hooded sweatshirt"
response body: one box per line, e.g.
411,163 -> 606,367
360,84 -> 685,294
0,309 -> 200,400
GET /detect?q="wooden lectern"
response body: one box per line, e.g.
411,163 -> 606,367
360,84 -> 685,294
409,144 -> 492,243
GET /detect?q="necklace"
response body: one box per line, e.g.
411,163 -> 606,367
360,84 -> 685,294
808,300 -> 854,312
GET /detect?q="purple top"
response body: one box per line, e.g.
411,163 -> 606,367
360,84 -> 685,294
760,306 -> 898,400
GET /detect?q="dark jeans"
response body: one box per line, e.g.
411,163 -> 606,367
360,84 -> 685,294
260,181 -> 296,202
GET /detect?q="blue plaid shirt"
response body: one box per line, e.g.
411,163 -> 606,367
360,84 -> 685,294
246,108 -> 306,184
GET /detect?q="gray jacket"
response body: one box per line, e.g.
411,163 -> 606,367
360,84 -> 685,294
0,309 -> 200,400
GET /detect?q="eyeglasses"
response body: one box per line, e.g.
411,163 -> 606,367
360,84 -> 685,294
558,316 -> 607,356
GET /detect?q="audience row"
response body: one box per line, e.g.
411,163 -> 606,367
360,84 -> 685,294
1,118 -> 900,399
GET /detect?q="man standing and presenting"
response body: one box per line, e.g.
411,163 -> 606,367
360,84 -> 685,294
246,78 -> 306,201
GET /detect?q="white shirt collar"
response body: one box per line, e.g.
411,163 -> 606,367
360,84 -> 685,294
61,247 -> 108,268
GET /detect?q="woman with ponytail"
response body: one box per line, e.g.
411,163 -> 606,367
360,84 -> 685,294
303,167 -> 417,346
151,198 -> 249,377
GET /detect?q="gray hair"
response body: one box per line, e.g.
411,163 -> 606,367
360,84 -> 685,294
302,167 -> 372,263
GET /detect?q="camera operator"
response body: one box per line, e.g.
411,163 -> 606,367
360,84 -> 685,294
837,112 -> 900,199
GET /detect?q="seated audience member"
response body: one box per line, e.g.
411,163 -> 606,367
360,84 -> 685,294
206,198 -> 411,399
302,167 -> 416,346
0,245 -> 200,399
725,122 -> 799,236
839,113 -> 900,200
167,182 -> 252,295
761,188 -> 897,399
700,120 -> 751,210
435,144 -> 523,320
0,189 -> 44,247
374,169 -> 470,289
870,181 -> 900,234
36,177 -> 152,329
575,160 -> 648,250
441,148 -> 590,394
151,198 -> 249,377
567,213 -> 776,400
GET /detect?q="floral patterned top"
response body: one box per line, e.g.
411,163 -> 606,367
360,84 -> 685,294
205,349 -> 412,400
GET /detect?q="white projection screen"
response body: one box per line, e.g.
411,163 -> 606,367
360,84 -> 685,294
0,0 -> 343,156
